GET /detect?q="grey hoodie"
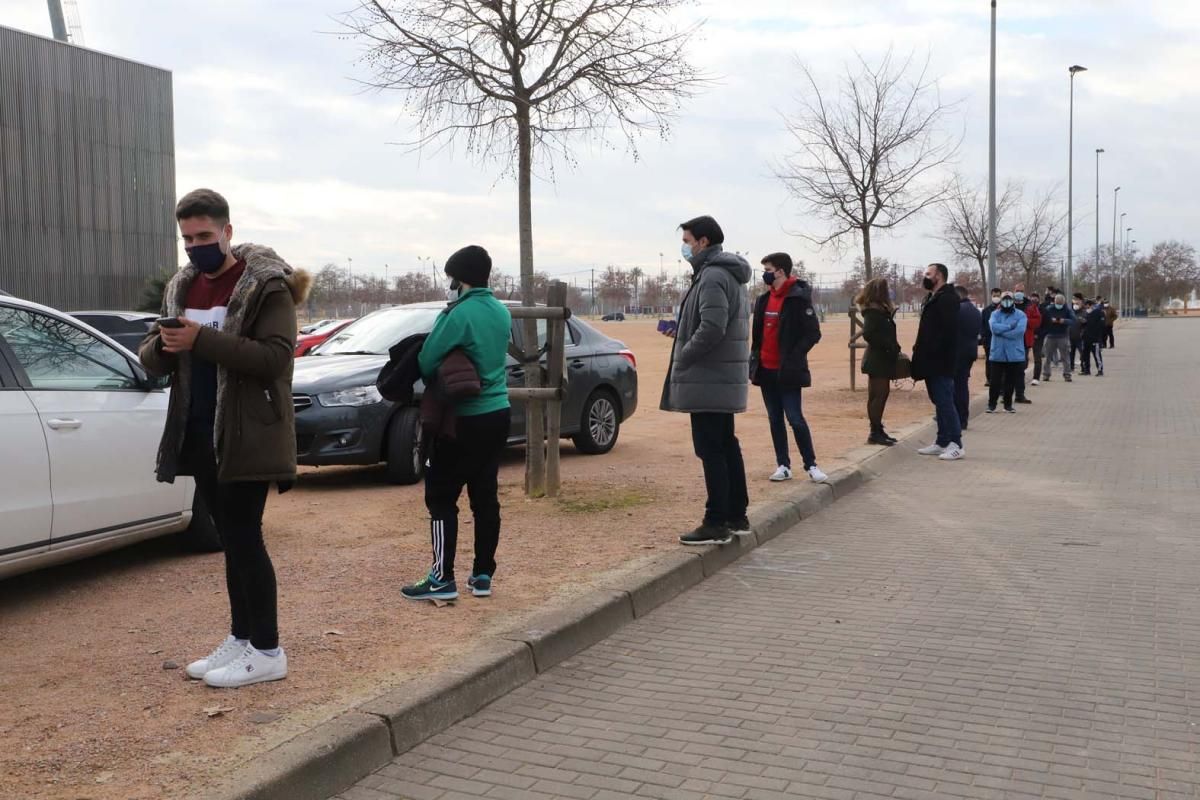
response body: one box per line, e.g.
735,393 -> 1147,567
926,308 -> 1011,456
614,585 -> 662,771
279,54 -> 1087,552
660,245 -> 752,413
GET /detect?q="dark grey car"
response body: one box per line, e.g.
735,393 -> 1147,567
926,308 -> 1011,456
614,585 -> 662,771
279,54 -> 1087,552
68,311 -> 157,354
293,301 -> 638,484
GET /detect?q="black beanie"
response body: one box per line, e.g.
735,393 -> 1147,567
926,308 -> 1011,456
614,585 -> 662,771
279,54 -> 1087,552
444,245 -> 492,287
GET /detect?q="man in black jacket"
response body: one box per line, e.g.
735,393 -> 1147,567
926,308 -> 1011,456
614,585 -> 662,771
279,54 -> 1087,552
912,263 -> 963,460
954,286 -> 982,431
1081,299 -> 1106,376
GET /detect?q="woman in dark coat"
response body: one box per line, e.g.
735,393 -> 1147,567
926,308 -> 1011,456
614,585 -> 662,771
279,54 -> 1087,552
855,278 -> 901,446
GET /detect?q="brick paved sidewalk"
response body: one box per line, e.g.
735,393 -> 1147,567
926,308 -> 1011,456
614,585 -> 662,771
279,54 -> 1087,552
337,319 -> 1200,800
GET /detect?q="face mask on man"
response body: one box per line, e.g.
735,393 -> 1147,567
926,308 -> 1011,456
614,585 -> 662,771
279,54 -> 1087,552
992,295 -> 1001,305
681,242 -> 694,261
446,279 -> 462,302
1053,302 -> 1064,310
763,271 -> 777,286
1014,291 -> 1025,302
1001,299 -> 1014,309
1073,303 -> 1082,310
922,276 -> 935,291
186,240 -> 227,274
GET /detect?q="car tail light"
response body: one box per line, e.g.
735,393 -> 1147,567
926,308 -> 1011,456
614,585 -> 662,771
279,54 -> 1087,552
619,349 -> 637,369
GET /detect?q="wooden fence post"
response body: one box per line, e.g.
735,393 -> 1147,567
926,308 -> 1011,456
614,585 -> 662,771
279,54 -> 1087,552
545,282 -> 567,497
848,305 -> 866,391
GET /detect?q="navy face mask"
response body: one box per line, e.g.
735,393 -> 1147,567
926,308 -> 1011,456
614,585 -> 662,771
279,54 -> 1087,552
762,271 -> 776,286
187,242 -> 226,274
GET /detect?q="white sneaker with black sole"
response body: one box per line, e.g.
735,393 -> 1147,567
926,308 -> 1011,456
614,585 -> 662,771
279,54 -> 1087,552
203,645 -> 288,688
917,444 -> 945,456
769,465 -> 792,482
938,444 -> 965,461
186,635 -> 248,681
806,465 -> 828,482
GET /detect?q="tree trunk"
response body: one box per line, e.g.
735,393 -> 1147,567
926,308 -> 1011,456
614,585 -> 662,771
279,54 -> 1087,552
516,102 -> 545,497
976,255 -> 987,298
862,227 -> 873,281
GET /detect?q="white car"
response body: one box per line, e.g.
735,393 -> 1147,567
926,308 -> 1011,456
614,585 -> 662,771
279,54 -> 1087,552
0,294 -> 219,580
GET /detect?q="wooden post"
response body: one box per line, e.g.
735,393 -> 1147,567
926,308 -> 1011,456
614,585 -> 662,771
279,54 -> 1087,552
545,282 -> 567,497
848,305 -> 866,391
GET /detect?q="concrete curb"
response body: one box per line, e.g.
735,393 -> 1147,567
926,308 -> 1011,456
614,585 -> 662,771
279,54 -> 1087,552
203,387 -> 991,800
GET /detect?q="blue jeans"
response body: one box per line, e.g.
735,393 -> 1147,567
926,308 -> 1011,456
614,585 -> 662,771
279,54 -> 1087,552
758,368 -> 817,470
925,375 -> 962,448
953,361 -> 973,429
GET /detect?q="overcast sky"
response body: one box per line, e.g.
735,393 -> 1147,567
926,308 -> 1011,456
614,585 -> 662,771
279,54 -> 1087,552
2,0 -> 1195,287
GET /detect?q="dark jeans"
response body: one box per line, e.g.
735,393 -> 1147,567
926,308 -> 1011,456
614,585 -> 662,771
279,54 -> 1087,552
924,375 -> 962,448
1069,340 -> 1081,370
1017,347 -> 1030,398
988,362 -> 1023,409
954,361 -> 973,429
425,409 -> 510,582
690,412 -> 749,527
867,376 -> 891,433
183,424 -> 278,651
1082,338 -> 1104,373
983,344 -> 993,384
1032,337 -> 1045,379
758,368 -> 817,470
1105,326 -> 1115,348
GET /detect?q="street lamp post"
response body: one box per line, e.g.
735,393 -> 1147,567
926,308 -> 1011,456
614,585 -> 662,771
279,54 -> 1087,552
1065,64 -> 1088,299
1127,229 -> 1135,313
987,0 -> 999,292
1110,186 -> 1120,300
1094,148 -> 1103,297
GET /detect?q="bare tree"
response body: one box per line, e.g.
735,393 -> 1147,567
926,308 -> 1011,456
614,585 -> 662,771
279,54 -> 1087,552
1001,188 -> 1066,289
777,49 -> 959,280
938,174 -> 1019,294
346,0 -> 704,494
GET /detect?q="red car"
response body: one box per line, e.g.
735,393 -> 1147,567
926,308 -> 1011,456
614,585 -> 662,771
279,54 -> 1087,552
295,319 -> 354,357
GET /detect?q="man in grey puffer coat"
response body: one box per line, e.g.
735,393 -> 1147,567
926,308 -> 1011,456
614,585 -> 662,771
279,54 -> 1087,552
661,215 -> 753,546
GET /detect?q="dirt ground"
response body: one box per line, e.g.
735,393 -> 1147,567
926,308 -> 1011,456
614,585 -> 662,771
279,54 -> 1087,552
0,316 -> 935,799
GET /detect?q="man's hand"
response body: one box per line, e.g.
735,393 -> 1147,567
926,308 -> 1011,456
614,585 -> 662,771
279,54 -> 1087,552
160,317 -> 203,353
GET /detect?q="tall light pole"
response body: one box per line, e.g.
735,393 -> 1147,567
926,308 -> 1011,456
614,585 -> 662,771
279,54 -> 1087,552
1094,148 -> 1103,297
987,0 -> 999,292
1065,64 -> 1088,298
1126,228 -> 1135,313
1110,186 -> 1120,300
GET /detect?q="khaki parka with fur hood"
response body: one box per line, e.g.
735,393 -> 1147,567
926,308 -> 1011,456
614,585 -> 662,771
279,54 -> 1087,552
138,243 -> 311,485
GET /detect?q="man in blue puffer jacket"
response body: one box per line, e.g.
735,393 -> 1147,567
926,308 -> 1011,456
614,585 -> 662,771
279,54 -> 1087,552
987,291 -> 1028,413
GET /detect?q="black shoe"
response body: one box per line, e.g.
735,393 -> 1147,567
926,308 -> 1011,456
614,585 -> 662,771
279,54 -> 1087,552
867,431 -> 894,446
679,523 -> 734,546
1097,370 -> 1104,376
727,516 -> 752,534
1064,374 -> 1072,382
1080,370 -> 1091,375
1015,397 -> 1032,404
883,432 -> 898,444
986,406 -> 997,414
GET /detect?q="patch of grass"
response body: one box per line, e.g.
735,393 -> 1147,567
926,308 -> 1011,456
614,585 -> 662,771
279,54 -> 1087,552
557,488 -> 654,514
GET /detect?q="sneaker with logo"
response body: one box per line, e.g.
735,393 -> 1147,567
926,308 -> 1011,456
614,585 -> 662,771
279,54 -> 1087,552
401,573 -> 459,601
769,465 -> 792,482
917,444 -> 946,456
679,523 -> 734,546
467,574 -> 492,597
203,645 -> 288,688
806,465 -> 828,482
938,444 -> 965,461
186,635 -> 248,680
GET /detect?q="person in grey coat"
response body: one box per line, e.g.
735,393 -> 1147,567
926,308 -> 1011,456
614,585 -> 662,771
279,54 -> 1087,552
661,215 -> 752,547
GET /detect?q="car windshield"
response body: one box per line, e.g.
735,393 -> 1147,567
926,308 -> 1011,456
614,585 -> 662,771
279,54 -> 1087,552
306,318 -> 351,336
313,307 -> 443,355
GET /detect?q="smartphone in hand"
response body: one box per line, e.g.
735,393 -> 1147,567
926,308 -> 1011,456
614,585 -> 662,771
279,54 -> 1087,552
156,317 -> 185,329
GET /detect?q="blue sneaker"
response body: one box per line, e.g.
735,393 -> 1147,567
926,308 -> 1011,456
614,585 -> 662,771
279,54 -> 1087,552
401,573 -> 458,601
467,574 -> 492,597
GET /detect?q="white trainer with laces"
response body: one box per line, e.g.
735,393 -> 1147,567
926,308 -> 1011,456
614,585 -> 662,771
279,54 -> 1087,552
186,635 -> 248,680
769,465 -> 792,482
939,444 -> 965,461
807,465 -> 828,482
203,646 -> 288,688
1031,378 -> 1040,386
917,444 -> 945,456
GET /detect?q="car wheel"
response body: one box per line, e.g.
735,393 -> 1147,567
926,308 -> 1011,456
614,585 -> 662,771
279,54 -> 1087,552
572,389 -> 620,455
178,487 -> 222,552
385,406 -> 425,485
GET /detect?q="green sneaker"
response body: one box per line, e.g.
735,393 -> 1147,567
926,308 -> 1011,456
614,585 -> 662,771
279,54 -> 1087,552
467,574 -> 492,597
401,573 -> 458,601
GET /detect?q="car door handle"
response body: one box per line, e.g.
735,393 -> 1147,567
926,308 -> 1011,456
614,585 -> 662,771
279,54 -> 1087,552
569,360 -> 587,369
47,418 -> 82,430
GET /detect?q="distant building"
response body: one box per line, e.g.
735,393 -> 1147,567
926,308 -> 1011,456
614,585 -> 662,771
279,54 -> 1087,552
0,25 -> 175,311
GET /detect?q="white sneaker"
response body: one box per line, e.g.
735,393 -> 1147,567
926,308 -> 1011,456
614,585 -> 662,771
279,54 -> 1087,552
939,444 -> 965,461
917,444 -> 945,456
769,465 -> 792,482
1031,379 -> 1040,386
806,465 -> 828,482
186,635 -> 248,680
203,645 -> 288,688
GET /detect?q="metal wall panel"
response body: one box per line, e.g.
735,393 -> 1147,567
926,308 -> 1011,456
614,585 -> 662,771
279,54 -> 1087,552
0,24 -> 175,311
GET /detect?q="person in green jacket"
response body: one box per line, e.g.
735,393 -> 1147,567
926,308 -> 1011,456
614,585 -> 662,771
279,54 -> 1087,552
855,277 -> 901,446
401,246 -> 512,602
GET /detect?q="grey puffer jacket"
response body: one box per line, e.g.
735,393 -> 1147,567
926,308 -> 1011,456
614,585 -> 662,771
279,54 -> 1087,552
660,246 -> 752,413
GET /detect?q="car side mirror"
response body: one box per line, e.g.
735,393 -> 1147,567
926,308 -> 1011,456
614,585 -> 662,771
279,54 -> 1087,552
139,373 -> 170,391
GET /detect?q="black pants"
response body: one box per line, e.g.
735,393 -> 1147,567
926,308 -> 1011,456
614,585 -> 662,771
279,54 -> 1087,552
758,368 -> 817,470
1105,326 -> 1115,348
983,344 -> 993,384
867,376 -> 891,433
988,362 -> 1023,409
1082,338 -> 1104,373
1069,340 -> 1081,370
1017,347 -> 1030,399
690,412 -> 749,527
424,409 -> 510,582
954,361 -> 973,429
184,424 -> 278,651
1032,337 -> 1045,379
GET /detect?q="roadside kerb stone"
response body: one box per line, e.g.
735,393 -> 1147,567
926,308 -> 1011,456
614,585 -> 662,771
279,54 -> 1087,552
199,711 -> 392,800
501,589 -> 634,672
601,550 -> 704,617
746,500 -> 800,544
357,637 -> 535,755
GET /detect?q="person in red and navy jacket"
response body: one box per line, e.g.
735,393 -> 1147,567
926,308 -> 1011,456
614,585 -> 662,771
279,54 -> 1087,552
749,253 -> 826,483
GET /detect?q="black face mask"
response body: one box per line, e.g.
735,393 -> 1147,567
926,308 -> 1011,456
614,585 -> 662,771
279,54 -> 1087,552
922,277 -> 935,291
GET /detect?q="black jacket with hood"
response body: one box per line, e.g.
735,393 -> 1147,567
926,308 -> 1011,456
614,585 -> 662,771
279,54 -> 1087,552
749,279 -> 822,389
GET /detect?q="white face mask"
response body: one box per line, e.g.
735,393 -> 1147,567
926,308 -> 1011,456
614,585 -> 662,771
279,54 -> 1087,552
446,279 -> 462,302
681,242 -> 694,261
